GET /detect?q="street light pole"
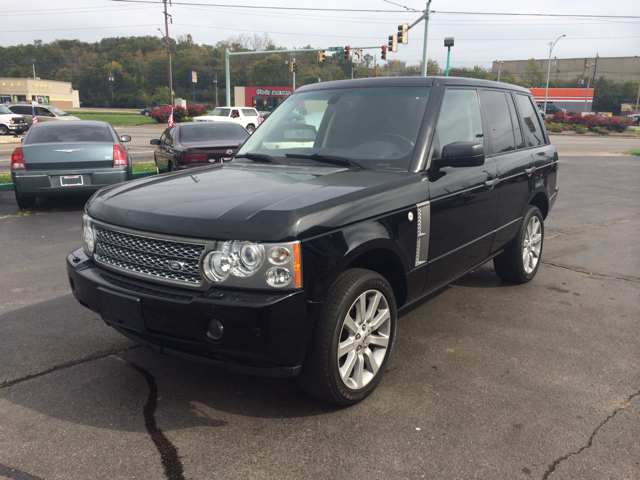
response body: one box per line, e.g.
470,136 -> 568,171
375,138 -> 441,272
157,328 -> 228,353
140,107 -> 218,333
497,61 -> 504,82
420,1 -> 432,77
543,34 -> 565,116
162,0 -> 173,106
584,63 -> 595,113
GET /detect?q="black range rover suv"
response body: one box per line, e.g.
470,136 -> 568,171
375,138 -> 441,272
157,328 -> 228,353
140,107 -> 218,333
68,77 -> 558,405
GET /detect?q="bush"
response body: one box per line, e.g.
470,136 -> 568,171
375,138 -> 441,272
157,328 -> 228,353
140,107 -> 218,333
549,123 -> 564,133
187,104 -> 208,117
149,105 -> 188,123
567,114 -> 587,125
574,125 -> 587,134
592,126 -> 610,135
598,116 -> 631,133
550,111 -> 567,123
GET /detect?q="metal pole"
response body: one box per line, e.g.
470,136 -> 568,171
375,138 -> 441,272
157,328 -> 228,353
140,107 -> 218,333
497,61 -> 503,82
225,48 -> 231,107
163,0 -> 173,106
193,81 -> 195,105
214,74 -> 218,108
32,64 -> 36,79
584,64 -> 594,113
445,47 -> 451,76
421,1 -> 431,77
292,57 -> 296,92
544,34 -> 565,116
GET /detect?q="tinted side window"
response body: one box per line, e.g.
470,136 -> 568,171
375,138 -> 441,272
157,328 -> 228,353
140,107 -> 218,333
436,89 -> 484,152
515,94 -> 545,147
165,127 -> 176,145
241,108 -> 258,117
11,106 -> 30,115
506,94 -> 525,149
159,129 -> 168,144
482,90 -> 516,154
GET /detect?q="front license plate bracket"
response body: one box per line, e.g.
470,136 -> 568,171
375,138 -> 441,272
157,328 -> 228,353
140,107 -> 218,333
98,287 -> 144,332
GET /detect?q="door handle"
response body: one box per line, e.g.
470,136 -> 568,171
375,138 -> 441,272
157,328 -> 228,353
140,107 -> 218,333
485,178 -> 499,187
525,167 -> 536,175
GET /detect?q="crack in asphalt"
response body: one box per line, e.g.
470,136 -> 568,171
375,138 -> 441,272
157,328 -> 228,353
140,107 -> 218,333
542,261 -> 640,284
0,346 -> 140,389
0,463 -> 44,480
110,355 -> 185,480
541,389 -> 640,480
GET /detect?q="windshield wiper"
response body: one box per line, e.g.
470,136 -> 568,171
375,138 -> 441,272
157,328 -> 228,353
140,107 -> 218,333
234,153 -> 279,164
284,153 -> 365,169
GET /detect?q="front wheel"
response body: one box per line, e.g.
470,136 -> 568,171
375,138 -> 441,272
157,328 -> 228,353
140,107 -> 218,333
493,206 -> 544,283
144,111 -> 150,117
246,123 -> 256,133
0,125 -> 9,135
298,269 -> 397,406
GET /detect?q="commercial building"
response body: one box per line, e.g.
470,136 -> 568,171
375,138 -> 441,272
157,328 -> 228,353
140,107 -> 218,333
234,86 -> 293,111
529,88 -> 594,113
0,78 -> 80,109
492,56 -> 640,85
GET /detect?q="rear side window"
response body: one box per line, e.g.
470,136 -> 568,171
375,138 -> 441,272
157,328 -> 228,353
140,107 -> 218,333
515,94 -> 546,147
241,109 -> 258,116
10,106 -> 30,115
506,94 -> 525,149
482,90 -> 516,154
436,89 -> 484,152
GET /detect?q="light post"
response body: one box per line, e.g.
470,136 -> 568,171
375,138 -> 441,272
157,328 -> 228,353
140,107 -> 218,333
543,34 -> 565,116
158,28 -> 173,106
497,61 -> 504,82
212,74 -> 218,108
444,37 -> 454,76
584,63 -> 594,113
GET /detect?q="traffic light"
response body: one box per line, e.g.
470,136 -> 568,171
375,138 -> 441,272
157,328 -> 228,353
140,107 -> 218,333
388,35 -> 397,53
344,46 -> 350,60
318,51 -> 324,62
398,24 -> 407,44
292,62 -> 298,73
381,45 -> 387,61
290,61 -> 294,73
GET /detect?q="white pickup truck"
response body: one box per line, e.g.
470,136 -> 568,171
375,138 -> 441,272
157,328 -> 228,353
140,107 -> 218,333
194,107 -> 260,133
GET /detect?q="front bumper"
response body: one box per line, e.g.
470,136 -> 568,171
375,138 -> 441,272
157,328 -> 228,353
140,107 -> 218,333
12,168 -> 129,197
67,248 -> 315,377
6,124 -> 28,133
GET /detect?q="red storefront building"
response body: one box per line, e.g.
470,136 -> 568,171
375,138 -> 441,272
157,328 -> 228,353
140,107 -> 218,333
234,86 -> 293,112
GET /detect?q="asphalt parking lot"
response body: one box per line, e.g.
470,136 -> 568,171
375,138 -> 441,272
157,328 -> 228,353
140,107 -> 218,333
0,148 -> 638,479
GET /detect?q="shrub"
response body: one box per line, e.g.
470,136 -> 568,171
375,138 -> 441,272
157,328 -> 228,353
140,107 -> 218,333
598,116 -> 630,133
150,105 -> 188,123
549,123 -> 564,133
574,125 -> 587,134
562,124 -> 573,131
584,115 -> 600,131
187,104 -> 208,117
567,114 -> 587,125
550,111 -> 567,123
592,126 -> 610,135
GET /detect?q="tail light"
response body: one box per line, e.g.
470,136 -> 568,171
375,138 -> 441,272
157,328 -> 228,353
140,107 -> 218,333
113,145 -> 127,166
181,153 -> 207,163
11,148 -> 26,170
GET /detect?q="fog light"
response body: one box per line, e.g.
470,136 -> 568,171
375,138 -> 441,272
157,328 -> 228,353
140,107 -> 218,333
206,318 -> 224,340
266,267 -> 291,287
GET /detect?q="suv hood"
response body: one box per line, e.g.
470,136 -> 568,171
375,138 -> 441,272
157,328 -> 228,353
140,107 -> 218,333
87,163 -> 424,241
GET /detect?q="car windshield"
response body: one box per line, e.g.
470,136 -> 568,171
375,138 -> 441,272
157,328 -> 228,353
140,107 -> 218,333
25,124 -> 113,144
179,124 -> 249,142
47,106 -> 70,116
235,86 -> 430,171
0,105 -> 12,114
210,108 -> 230,117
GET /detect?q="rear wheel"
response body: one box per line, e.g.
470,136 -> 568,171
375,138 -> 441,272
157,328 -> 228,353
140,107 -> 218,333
494,206 -> 544,283
14,187 -> 36,210
298,268 -> 397,406
246,124 -> 256,133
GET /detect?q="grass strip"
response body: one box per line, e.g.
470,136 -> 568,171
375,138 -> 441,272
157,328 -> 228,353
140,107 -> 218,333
132,162 -> 156,172
73,113 -> 158,126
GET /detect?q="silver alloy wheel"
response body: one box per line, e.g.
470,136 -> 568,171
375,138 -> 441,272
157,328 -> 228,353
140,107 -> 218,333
522,216 -> 542,274
337,289 -> 391,389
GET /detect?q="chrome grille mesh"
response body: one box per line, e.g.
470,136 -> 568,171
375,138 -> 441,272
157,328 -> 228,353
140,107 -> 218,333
94,227 -> 205,285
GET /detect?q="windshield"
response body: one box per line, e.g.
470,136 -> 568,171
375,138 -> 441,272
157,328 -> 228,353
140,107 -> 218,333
235,86 -> 430,171
210,108 -> 230,117
0,105 -> 12,114
47,106 -> 69,116
25,124 -> 113,144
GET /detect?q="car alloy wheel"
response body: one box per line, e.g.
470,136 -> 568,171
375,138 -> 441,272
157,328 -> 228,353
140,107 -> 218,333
522,216 -> 542,274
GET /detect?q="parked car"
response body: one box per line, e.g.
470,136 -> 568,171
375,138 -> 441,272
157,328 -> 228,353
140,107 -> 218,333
194,106 -> 260,133
537,103 -> 566,116
7,104 -> 80,126
627,113 -> 640,125
140,104 -> 170,116
0,104 -> 28,135
67,77 -> 558,405
11,121 -> 132,209
151,122 -> 249,173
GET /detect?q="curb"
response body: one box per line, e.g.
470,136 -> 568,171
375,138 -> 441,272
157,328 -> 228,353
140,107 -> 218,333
0,171 -> 157,192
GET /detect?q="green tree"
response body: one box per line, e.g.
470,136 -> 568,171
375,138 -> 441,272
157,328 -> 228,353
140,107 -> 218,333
523,58 -> 544,87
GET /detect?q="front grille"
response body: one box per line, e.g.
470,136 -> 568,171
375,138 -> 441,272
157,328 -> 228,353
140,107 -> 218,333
94,227 -> 205,286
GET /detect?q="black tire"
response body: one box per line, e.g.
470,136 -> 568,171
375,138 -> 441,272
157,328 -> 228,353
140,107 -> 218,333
246,124 -> 256,133
167,159 -> 174,172
14,188 -> 36,210
494,206 -> 544,284
0,125 -> 9,135
297,268 -> 397,406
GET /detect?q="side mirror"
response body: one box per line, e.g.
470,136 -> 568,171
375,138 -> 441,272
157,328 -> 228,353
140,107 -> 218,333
120,135 -> 131,143
150,139 -> 160,145
434,141 -> 484,168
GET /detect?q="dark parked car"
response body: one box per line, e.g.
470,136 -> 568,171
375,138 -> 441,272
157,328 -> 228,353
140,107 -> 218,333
11,121 -> 132,209
151,122 -> 249,173
140,104 -> 170,116
537,102 -> 566,116
67,77 -> 558,405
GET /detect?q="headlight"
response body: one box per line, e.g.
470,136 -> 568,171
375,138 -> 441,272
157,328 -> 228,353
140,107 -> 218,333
83,214 -> 95,256
202,240 -> 301,289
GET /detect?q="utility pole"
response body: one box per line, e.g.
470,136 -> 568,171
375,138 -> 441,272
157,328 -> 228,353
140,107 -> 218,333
32,62 -> 36,79
421,1 -> 431,76
213,74 -> 218,108
163,0 -> 173,106
584,63 -> 594,113
292,57 -> 296,92
497,61 -> 504,82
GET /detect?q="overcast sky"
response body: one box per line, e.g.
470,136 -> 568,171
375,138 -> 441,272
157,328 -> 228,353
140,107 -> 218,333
4,0 -> 640,71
